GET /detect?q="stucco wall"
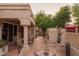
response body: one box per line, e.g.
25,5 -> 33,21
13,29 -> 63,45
47,28 -> 66,45
65,32 -> 79,49
65,32 -> 79,56
0,10 -> 30,18
0,4 -> 34,26
70,46 -> 79,56
47,28 -> 79,56
47,28 -> 57,43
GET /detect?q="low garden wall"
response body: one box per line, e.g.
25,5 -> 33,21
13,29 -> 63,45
65,32 -> 79,56
47,28 -> 79,56
47,28 -> 65,45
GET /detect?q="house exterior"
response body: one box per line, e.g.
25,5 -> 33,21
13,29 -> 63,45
0,3 -> 35,55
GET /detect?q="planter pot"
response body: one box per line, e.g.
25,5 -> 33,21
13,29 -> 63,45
0,48 -> 4,53
0,45 -> 8,56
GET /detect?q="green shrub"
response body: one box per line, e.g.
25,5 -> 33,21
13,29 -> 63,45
0,40 -> 6,48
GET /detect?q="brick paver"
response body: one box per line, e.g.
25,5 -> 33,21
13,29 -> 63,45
4,36 -> 65,56
5,49 -> 19,56
4,46 -> 20,56
22,36 -> 65,56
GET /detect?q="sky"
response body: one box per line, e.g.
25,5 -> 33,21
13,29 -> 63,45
0,0 -> 76,15
30,3 -> 73,15
30,3 -> 75,24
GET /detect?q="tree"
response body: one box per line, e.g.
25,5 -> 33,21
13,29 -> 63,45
51,5 -> 71,43
72,4 -> 79,18
35,11 -> 52,37
72,4 -> 79,25
52,5 -> 71,28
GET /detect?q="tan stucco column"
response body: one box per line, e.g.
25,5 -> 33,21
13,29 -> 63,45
20,25 -> 29,56
75,26 -> 78,48
0,24 -> 2,40
19,18 -> 30,56
17,25 -> 21,45
23,25 -> 29,47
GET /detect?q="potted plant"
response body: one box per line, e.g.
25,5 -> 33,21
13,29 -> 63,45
0,39 -> 8,55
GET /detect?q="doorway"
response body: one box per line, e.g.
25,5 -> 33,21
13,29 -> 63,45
2,23 -> 17,43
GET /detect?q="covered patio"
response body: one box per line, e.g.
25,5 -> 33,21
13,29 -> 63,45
0,3 -> 35,55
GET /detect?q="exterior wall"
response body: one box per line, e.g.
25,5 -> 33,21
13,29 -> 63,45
28,25 -> 35,44
47,28 -> 57,43
0,24 -> 2,40
65,32 -> 79,56
0,4 -> 35,56
47,28 -> 79,56
65,32 -> 76,48
47,28 -> 66,45
60,29 -> 66,45
0,4 -> 33,26
16,26 -> 22,46
70,46 -> 79,56
0,4 -> 35,55
0,10 -> 29,18
0,10 -> 31,25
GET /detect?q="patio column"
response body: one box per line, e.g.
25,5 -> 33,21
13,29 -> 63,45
23,25 -> 28,47
75,25 -> 78,48
0,24 -> 2,40
20,25 -> 29,56
19,18 -> 30,55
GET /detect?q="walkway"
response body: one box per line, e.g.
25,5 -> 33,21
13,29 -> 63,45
4,36 -> 65,56
21,36 -> 65,56
4,45 -> 19,56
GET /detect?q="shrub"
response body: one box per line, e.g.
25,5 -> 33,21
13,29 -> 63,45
0,40 -> 6,48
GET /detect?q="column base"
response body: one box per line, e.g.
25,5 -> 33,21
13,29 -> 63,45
19,25 -> 29,56
20,45 -> 30,56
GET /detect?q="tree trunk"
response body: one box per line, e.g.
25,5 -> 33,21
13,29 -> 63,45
57,27 -> 61,43
42,29 -> 46,37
